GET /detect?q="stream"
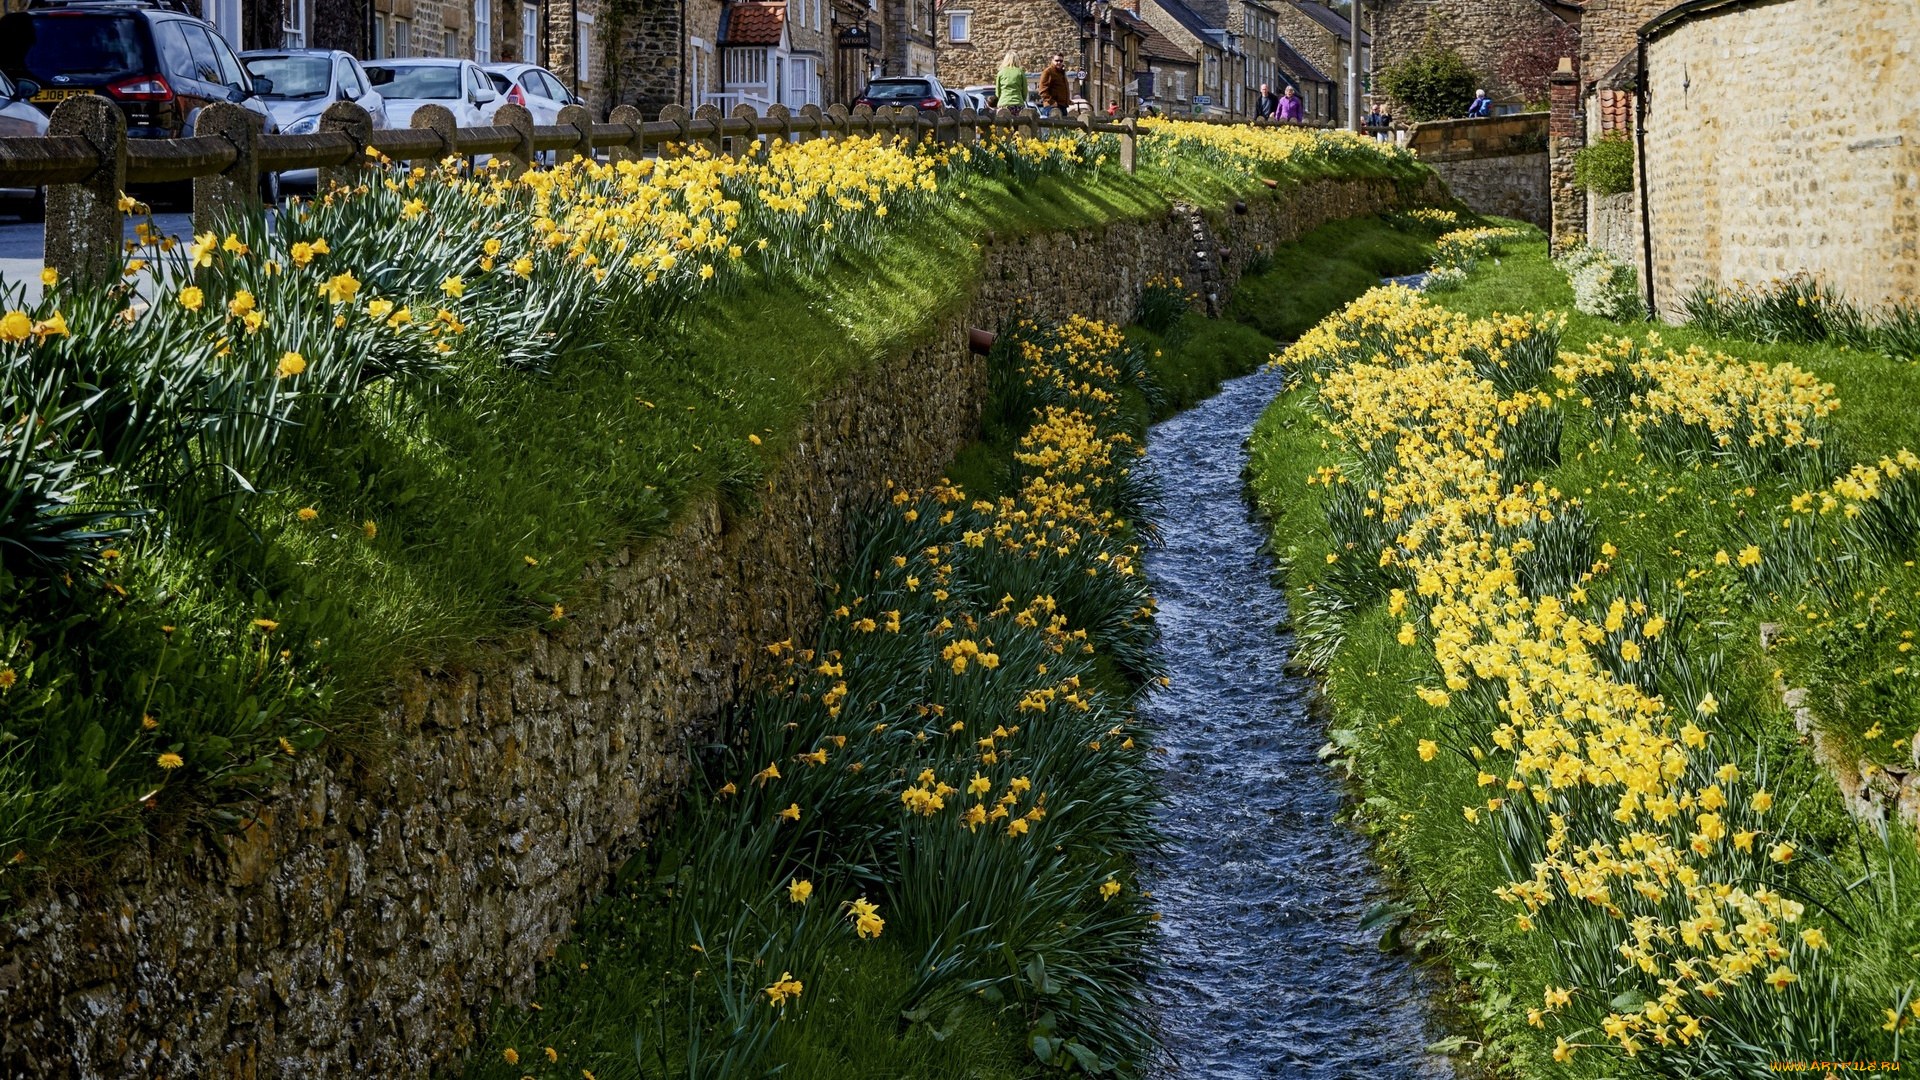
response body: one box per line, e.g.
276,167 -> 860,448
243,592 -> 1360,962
1139,366 -> 1455,1078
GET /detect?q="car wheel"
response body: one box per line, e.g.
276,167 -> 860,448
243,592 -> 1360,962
20,186 -> 45,224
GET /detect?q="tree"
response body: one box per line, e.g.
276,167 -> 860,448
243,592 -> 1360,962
1375,44 -> 1478,122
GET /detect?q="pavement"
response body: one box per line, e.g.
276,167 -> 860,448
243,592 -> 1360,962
0,210 -> 195,306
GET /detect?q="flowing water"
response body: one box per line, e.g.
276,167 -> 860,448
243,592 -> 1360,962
1139,367 -> 1454,1079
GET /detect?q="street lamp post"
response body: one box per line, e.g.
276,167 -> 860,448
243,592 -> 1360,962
1347,0 -> 1363,131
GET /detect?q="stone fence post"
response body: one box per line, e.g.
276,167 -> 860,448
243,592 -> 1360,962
608,104 -> 643,161
191,101 -> 261,234
494,102 -> 535,177
557,103 -> 593,164
411,104 -> 459,164
44,94 -> 126,285
318,100 -> 373,190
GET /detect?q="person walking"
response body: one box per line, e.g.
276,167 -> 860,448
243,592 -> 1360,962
995,51 -> 1028,115
1257,82 -> 1279,119
1276,84 -> 1303,123
1466,89 -> 1491,117
1038,53 -> 1072,118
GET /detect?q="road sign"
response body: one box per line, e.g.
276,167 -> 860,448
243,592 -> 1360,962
1193,95 -> 1211,105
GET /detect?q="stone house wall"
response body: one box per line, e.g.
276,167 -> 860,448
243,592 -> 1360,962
1576,0 -> 1666,95
935,0 -> 1081,95
1267,1 -> 1349,124
1372,0 -> 1577,113
0,169 -> 1445,1080
1641,0 -> 1920,318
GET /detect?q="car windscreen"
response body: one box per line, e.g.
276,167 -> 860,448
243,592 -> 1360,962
365,64 -> 459,100
863,79 -> 931,101
244,55 -> 330,98
487,71 -> 512,93
0,12 -> 154,86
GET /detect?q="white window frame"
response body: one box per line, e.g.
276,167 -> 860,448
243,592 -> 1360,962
474,0 -> 491,61
372,11 -> 388,58
394,17 -> 411,58
946,9 -> 970,43
444,29 -> 456,58
575,10 -> 594,83
281,0 -> 306,48
521,2 -> 539,64
689,35 -> 713,105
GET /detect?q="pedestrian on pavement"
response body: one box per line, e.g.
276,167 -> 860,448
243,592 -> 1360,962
1257,82 -> 1279,119
1467,89 -> 1491,117
1277,84 -> 1303,123
1039,53 -> 1072,118
996,51 -> 1028,115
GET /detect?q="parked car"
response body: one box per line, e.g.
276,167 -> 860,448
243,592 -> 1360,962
853,75 -> 949,113
363,57 -> 497,129
481,62 -> 575,124
945,87 -> 989,113
240,48 -> 384,193
0,68 -> 51,221
960,84 -> 999,111
0,0 -> 278,205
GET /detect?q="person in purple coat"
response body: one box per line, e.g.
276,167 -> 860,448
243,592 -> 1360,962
1277,84 -> 1303,122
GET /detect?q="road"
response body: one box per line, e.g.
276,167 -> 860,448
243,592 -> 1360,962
0,210 -> 195,306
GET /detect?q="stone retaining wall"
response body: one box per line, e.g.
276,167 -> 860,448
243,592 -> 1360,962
1408,114 -> 1550,228
0,172 -> 1439,1080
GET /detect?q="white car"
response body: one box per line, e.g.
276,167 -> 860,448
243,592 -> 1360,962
363,58 -> 497,129
0,68 -> 50,221
482,63 -> 576,125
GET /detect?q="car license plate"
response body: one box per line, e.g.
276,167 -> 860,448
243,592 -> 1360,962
31,88 -> 88,103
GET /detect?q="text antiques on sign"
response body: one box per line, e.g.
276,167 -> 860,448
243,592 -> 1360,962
837,24 -> 872,49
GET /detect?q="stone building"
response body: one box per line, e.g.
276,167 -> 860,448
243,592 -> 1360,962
1181,0 -> 1282,118
1370,0 -> 1577,114
1275,35 -> 1333,123
1266,0 -> 1364,125
934,0 -> 1143,115
1572,0 -> 1667,263
1116,7 -> 1200,115
878,0 -> 937,76
1138,0 -> 1243,117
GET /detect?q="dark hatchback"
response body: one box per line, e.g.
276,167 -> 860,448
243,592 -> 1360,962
0,0 -> 274,141
852,76 -> 948,113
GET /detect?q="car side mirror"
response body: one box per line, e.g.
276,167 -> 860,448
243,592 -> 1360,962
14,79 -> 39,100
227,82 -> 247,101
470,86 -> 497,104
252,76 -> 273,95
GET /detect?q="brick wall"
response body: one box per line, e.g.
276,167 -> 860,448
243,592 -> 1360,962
1642,0 -> 1920,317
1408,112 -> 1551,227
1373,0 -> 1577,112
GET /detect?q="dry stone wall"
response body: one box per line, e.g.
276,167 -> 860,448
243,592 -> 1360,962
1408,114 -> 1550,227
1642,0 -> 1920,318
0,173 -> 1438,1080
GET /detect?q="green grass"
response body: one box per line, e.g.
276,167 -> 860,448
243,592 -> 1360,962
1226,216 -> 1435,341
1246,237 -> 1920,1076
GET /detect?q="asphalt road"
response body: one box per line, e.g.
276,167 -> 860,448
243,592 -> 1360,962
0,210 -> 195,306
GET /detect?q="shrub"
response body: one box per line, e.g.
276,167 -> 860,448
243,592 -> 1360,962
1572,130 -> 1635,195
1375,45 -> 1478,123
1554,244 -> 1645,321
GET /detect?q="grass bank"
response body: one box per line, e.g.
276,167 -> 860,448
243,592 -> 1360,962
0,124 -> 1431,900
1247,233 -> 1920,1076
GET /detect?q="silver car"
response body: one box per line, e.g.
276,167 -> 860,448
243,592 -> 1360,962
0,68 -> 49,221
363,58 -> 497,129
240,48 -> 386,193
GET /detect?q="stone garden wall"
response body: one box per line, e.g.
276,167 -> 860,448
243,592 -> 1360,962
0,172 -> 1442,1080
1407,113 -> 1550,227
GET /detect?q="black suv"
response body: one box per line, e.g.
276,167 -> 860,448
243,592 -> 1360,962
0,0 -> 275,141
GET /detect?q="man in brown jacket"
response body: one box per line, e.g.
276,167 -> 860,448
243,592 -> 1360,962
1038,53 -> 1072,118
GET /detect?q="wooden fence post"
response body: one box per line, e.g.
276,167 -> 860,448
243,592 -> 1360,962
797,103 -> 821,142
896,105 -> 919,152
1122,117 -> 1137,174
957,108 -> 977,146
557,103 -> 593,164
848,103 -> 870,142
44,94 -> 125,285
411,103 -> 459,164
317,100 -> 372,190
494,102 -> 535,177
766,102 -> 791,147
608,103 -> 643,161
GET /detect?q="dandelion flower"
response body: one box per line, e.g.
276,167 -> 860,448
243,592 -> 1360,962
157,752 -> 184,769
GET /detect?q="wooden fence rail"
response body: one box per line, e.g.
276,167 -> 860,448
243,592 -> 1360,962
0,96 -> 1318,283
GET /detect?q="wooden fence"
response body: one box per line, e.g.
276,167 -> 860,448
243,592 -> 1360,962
0,98 -> 1320,285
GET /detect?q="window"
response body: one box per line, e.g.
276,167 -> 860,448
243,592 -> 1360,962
372,12 -> 388,58
204,0 -> 243,49
689,35 -> 712,104
281,0 -> 306,47
473,0 -> 491,61
338,58 -> 364,98
725,46 -> 768,88
575,10 -> 593,83
521,3 -> 539,64
394,17 -> 411,58
946,9 -> 969,42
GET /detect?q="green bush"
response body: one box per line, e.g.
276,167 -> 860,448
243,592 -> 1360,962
1375,45 -> 1478,123
1573,130 -> 1636,195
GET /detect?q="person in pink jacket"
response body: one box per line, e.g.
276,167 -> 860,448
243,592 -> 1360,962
1276,85 -> 1303,122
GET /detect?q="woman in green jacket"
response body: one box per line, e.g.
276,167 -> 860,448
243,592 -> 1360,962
994,51 -> 1027,114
